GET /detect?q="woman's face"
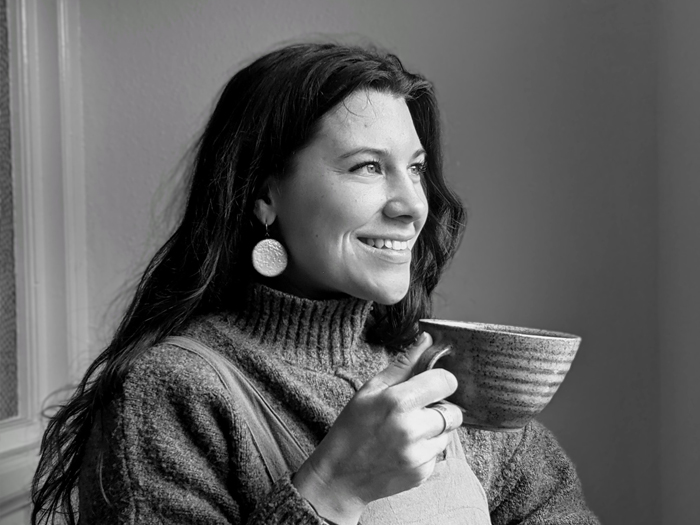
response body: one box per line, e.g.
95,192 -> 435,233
261,89 -> 429,304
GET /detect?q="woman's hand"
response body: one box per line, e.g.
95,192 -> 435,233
292,333 -> 463,525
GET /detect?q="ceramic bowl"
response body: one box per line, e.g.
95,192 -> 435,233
416,319 -> 582,432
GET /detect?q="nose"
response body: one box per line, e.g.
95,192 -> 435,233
383,170 -> 428,223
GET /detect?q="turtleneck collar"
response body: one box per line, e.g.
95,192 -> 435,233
223,283 -> 375,370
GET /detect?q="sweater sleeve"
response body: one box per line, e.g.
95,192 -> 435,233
474,420 -> 600,525
78,346 -> 324,525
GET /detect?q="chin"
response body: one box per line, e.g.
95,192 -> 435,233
363,284 -> 410,305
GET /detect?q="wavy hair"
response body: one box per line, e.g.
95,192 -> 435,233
31,41 -> 465,524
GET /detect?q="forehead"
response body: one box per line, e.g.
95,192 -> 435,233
314,90 -> 422,152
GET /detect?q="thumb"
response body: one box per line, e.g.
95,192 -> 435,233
367,332 -> 433,390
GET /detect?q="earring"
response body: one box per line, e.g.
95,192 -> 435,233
252,223 -> 288,277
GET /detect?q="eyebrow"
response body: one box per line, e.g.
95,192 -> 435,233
337,147 -> 427,160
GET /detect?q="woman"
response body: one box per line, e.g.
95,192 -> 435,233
32,42 -> 599,524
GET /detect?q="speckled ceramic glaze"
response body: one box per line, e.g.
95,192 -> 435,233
417,320 -> 581,432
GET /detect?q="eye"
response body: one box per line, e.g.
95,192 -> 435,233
350,160 -> 383,175
409,161 -> 427,179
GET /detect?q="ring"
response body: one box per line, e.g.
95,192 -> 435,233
428,403 -> 453,436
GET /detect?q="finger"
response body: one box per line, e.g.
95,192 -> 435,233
420,428 -> 452,467
424,401 -> 463,438
390,367 -> 458,411
365,332 -> 433,391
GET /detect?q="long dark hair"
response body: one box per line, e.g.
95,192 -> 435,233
31,41 -> 465,524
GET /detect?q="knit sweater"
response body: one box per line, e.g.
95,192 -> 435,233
78,285 -> 600,524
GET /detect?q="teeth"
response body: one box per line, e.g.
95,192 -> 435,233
363,238 -> 409,251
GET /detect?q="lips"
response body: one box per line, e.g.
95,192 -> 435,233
359,238 -> 409,251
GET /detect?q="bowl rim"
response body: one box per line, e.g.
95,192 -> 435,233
418,319 -> 581,342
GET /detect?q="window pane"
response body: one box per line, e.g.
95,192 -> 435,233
0,0 -> 18,421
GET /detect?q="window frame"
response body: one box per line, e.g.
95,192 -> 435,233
0,0 -> 86,517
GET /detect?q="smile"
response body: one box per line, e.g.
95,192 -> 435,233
359,238 -> 409,251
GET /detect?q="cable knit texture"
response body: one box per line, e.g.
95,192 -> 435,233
78,284 -> 600,524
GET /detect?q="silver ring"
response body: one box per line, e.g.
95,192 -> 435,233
429,403 -> 453,435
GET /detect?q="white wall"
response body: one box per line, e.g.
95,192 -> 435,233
658,1 -> 700,524
78,1 -> 662,523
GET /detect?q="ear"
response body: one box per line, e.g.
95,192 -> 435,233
253,183 -> 277,226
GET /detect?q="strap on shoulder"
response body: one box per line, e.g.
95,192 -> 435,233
162,335 -> 307,483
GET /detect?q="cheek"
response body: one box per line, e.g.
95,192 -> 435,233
311,192 -> 373,239
277,179 -> 379,255
279,195 -> 342,257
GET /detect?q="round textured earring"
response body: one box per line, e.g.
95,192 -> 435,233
251,223 -> 288,277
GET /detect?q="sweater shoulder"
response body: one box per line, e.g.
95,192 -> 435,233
461,420 -> 597,523
122,338 -> 234,408
459,420 -> 566,499
460,419 -> 561,462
